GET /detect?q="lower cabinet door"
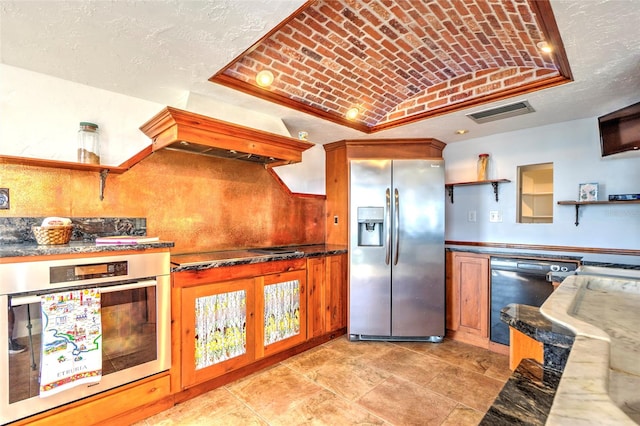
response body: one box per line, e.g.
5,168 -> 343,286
258,269 -> 307,358
181,278 -> 256,388
325,253 -> 347,332
307,257 -> 326,339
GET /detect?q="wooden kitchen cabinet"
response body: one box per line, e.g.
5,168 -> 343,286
257,269 -> 307,358
446,251 -> 490,348
180,278 -> 257,388
307,254 -> 347,338
173,259 -> 308,389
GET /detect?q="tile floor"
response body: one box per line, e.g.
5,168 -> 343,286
136,337 -> 511,425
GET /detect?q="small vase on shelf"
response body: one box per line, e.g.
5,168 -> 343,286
477,153 -> 489,181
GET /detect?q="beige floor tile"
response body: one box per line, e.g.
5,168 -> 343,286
364,344 -> 450,387
305,355 -> 391,401
357,375 -> 458,425
441,404 -> 485,426
266,388 -> 387,426
138,387 -> 247,425
208,408 -> 270,425
281,345 -> 345,374
226,364 -> 324,420
482,352 -> 512,382
399,339 -> 510,378
139,337 -> 511,425
426,364 -> 505,412
323,335 -> 394,358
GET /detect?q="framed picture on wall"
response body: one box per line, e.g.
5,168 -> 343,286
578,183 -> 598,201
0,188 -> 9,209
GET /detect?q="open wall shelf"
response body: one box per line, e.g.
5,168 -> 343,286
445,179 -> 511,203
0,146 -> 152,200
557,200 -> 640,226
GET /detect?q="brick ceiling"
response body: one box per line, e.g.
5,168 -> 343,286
210,0 -> 571,134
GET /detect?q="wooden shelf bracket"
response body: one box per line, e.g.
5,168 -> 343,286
447,185 -> 455,204
491,181 -> 501,202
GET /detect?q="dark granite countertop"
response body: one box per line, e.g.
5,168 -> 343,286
480,358 -> 562,426
0,241 -> 175,259
500,303 -> 574,348
170,244 -> 348,272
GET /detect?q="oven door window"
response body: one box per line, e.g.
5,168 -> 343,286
8,285 -> 157,404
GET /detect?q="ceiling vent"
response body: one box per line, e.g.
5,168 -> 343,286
466,100 -> 535,124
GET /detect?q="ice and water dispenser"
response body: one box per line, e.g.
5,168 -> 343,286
357,207 -> 384,246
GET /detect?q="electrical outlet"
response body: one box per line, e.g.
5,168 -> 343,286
334,215 -> 339,225
467,210 -> 477,222
489,210 -> 502,222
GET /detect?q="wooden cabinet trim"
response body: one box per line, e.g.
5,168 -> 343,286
15,374 -> 171,426
173,259 -> 306,287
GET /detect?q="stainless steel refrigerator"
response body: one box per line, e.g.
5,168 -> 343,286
349,159 -> 445,342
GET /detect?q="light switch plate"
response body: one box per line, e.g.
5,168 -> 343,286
467,210 -> 477,222
489,210 -> 502,222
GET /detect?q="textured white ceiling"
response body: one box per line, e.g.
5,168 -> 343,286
1,0 -> 639,145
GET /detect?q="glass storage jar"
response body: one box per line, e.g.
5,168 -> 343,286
477,153 -> 489,181
77,122 -> 100,164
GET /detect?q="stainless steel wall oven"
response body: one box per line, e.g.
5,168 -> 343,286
0,251 -> 171,424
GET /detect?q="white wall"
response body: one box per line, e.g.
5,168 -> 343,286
443,118 -> 640,250
0,64 -> 325,194
0,65 -> 162,165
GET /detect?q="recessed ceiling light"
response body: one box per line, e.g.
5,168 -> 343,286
455,129 -> 469,135
537,41 -> 552,53
256,70 -> 274,87
345,107 -> 360,121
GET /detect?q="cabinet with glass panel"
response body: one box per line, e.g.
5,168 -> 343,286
173,259 -> 307,389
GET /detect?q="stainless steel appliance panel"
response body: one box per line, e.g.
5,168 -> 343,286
391,160 -> 445,337
349,159 -> 445,341
349,160 -> 392,336
489,257 -> 578,346
0,252 -> 171,424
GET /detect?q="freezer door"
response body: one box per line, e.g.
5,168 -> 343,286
349,160 -> 392,336
391,159 -> 445,337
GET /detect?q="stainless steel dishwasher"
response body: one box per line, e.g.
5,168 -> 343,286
490,257 -> 578,346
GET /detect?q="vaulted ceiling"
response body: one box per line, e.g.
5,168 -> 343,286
212,0 -> 572,133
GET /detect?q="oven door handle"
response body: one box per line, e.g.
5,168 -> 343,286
99,280 -> 157,294
10,280 -> 157,306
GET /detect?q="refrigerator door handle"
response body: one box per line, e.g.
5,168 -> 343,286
394,188 -> 400,265
385,187 -> 391,265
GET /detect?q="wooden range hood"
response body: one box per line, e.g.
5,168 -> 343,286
140,107 -> 314,167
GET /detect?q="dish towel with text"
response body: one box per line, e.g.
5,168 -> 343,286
39,288 -> 102,397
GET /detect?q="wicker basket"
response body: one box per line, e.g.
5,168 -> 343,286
32,225 -> 73,245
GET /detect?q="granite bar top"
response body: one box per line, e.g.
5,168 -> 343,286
501,303 -> 574,373
480,358 -> 561,426
0,241 -> 175,259
501,304 -> 574,349
541,272 -> 640,424
170,244 -> 348,272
